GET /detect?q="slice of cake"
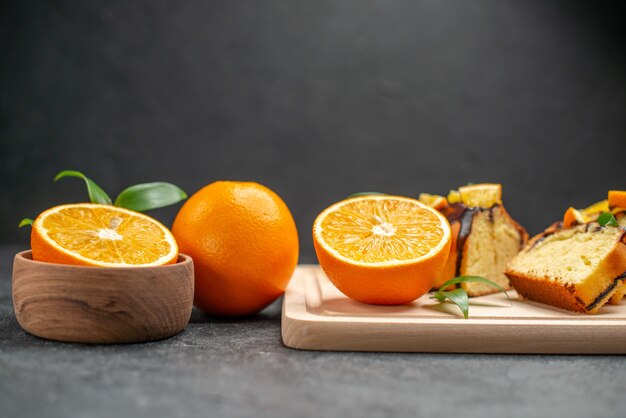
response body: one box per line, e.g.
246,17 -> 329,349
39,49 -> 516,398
420,184 -> 528,296
506,222 -> 626,313
550,190 -> 626,307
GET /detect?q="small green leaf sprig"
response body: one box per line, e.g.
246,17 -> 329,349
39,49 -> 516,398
19,170 -> 187,227
597,212 -> 619,227
432,276 -> 511,319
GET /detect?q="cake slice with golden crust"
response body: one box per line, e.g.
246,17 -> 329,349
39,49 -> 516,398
442,203 -> 528,296
506,222 -> 626,314
555,191 -> 626,306
421,184 -> 528,297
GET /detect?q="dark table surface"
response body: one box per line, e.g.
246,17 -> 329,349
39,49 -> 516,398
1,243 -> 625,418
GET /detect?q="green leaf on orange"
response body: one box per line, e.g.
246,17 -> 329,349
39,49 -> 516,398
18,218 -> 33,228
54,170 -> 112,205
114,182 -> 187,212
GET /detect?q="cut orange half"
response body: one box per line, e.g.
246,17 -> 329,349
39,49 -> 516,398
313,195 -> 451,305
31,203 -> 178,267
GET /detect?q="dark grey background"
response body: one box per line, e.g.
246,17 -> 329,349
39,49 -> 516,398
2,6 -> 626,418
2,0 -> 625,262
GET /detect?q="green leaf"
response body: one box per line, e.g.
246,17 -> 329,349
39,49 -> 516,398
18,218 -> 33,228
432,275 -> 512,319
598,212 -> 619,227
347,192 -> 386,198
114,182 -> 187,212
432,288 -> 469,319
438,275 -> 510,299
54,170 -> 112,205
432,292 -> 447,303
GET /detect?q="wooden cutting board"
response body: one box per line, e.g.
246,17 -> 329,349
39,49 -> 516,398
281,265 -> 626,354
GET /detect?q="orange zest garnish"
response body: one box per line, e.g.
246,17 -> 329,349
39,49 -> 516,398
582,199 -> 609,216
418,193 -> 448,210
611,207 -> 626,215
447,190 -> 462,204
608,190 -> 626,210
562,206 -> 588,228
458,183 -> 502,208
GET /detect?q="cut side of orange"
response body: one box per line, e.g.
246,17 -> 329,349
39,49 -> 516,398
418,193 -> 448,210
458,183 -> 502,208
608,190 -> 626,210
315,196 -> 450,265
313,195 -> 451,305
32,203 -> 178,267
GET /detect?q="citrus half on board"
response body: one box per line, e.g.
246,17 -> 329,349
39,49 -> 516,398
172,181 -> 299,316
313,195 -> 452,305
31,203 -> 178,267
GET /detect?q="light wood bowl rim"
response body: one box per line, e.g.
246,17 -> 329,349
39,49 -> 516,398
14,249 -> 192,272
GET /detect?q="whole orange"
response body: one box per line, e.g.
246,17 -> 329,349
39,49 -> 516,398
172,181 -> 299,316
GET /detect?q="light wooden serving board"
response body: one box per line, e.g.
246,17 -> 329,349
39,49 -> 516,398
281,265 -> 626,354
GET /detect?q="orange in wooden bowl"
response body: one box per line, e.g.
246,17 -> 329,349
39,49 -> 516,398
313,195 -> 451,305
31,203 -> 178,267
12,250 -> 194,344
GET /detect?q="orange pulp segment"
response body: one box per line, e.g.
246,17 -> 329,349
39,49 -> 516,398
418,193 -> 448,210
447,190 -> 462,204
458,183 -> 502,208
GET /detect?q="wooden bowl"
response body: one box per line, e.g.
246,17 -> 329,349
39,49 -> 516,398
12,250 -> 194,344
